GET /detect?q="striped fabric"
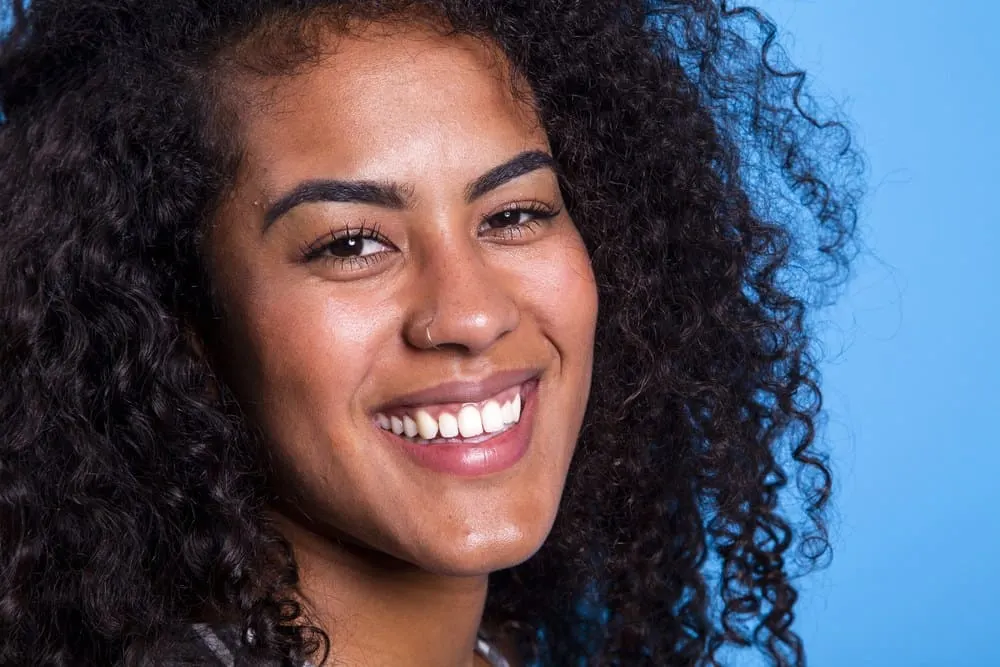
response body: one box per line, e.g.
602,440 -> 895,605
191,624 -> 239,667
172,623 -> 509,666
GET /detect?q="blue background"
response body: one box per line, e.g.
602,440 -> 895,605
738,1 -> 999,665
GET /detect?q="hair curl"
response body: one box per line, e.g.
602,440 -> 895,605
0,1 -> 862,665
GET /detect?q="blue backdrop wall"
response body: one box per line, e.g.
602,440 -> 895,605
739,1 -> 999,665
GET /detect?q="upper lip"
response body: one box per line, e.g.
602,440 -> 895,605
374,368 -> 541,412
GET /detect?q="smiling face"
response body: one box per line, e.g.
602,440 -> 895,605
205,22 -> 598,576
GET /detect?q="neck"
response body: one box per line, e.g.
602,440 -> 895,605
273,513 -> 490,667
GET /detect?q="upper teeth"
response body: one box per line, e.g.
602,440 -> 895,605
375,393 -> 522,441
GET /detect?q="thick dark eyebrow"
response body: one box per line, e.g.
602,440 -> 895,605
465,150 -> 557,203
263,180 -> 409,231
262,149 -> 556,232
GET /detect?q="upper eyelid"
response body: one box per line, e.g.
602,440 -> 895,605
484,199 -> 560,217
487,201 -> 561,218
321,222 -> 389,244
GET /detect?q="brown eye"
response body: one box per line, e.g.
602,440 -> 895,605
300,224 -> 395,265
325,234 -> 369,257
479,204 -> 560,236
486,209 -> 529,229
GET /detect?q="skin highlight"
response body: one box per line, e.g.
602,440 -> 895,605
205,25 -> 596,666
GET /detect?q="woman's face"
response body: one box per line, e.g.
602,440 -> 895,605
207,23 -> 598,576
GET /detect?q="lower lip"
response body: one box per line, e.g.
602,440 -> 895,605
379,380 -> 538,477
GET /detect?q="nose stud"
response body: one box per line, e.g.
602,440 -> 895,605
424,315 -> 437,349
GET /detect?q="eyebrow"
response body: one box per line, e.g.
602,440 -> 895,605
263,180 -> 408,230
261,149 -> 557,232
464,150 -> 556,202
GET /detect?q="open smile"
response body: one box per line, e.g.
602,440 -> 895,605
373,376 -> 540,476
374,382 -> 524,444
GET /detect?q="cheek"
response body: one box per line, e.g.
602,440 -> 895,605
523,233 -> 598,358
224,273 -> 395,431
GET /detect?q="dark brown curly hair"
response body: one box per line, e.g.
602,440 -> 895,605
0,0 -> 862,664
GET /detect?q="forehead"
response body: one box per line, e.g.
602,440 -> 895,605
226,22 -> 547,195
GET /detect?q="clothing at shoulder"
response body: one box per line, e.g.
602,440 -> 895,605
142,624 -> 301,667
156,623 -> 510,667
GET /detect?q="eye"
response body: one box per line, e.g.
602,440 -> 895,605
479,202 -> 561,238
484,208 -> 535,229
300,223 -> 395,266
321,233 -> 389,258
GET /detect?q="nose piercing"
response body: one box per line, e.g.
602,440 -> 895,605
425,325 -> 434,348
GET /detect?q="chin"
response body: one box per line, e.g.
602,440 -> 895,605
406,514 -> 556,577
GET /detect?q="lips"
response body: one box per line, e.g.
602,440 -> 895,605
377,380 -> 539,476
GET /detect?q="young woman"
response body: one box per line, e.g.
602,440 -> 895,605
0,1 -> 862,665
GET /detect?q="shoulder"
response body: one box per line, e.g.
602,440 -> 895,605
185,623 -> 243,666
478,630 -> 523,667
141,624 -> 291,667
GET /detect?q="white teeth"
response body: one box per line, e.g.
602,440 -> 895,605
457,404 -> 484,438
481,400 -> 504,433
414,410 -> 438,440
376,390 -> 524,440
438,412 -> 459,438
500,401 -> 514,424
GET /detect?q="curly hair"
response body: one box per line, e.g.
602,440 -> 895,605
0,0 -> 862,665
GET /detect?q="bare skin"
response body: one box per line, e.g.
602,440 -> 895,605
206,21 -> 598,667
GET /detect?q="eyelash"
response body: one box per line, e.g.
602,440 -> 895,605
298,221 -> 392,267
480,201 -> 561,239
298,201 -> 562,268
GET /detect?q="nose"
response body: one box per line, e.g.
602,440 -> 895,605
404,244 -> 519,355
